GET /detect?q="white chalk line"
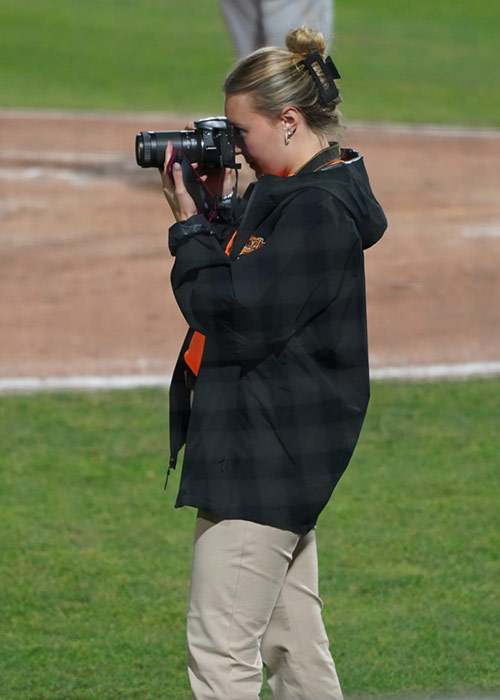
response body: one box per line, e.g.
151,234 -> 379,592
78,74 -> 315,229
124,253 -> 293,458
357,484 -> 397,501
463,224 -> 500,239
1,362 -> 500,395
0,150 -> 136,183
370,361 -> 500,381
0,374 -> 172,395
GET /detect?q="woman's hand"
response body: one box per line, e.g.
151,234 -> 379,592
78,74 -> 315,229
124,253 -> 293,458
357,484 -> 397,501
160,141 -> 198,222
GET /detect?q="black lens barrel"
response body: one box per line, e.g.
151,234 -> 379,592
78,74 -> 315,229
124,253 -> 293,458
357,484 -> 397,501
135,130 -> 203,169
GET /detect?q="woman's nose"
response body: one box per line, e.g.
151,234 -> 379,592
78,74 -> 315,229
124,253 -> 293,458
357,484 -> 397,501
235,145 -> 242,155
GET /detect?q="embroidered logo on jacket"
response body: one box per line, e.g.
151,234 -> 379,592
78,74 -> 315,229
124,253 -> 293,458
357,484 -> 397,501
241,235 -> 266,255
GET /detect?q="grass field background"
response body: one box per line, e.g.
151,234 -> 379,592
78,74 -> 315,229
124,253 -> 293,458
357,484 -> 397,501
1,381 -> 499,699
1,0 -> 499,125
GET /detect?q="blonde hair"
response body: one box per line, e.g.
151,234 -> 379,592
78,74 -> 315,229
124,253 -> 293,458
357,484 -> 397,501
224,27 -> 343,139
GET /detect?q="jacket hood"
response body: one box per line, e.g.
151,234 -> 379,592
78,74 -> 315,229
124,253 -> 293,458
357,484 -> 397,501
249,147 -> 387,251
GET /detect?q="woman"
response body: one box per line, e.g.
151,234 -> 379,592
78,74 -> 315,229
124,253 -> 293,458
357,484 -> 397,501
161,27 -> 387,700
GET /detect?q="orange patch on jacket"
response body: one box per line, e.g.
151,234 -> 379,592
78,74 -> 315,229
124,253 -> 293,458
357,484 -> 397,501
241,235 -> 266,255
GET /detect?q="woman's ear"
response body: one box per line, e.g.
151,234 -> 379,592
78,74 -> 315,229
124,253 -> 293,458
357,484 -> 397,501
280,106 -> 300,135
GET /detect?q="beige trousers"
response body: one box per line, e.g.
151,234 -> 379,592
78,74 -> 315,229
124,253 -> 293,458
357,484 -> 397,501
187,511 -> 343,700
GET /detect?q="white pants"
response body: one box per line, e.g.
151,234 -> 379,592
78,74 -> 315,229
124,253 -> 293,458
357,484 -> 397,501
187,511 -> 343,700
219,0 -> 334,57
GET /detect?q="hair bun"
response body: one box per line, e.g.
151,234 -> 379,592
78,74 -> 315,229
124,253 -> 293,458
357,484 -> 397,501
285,26 -> 327,58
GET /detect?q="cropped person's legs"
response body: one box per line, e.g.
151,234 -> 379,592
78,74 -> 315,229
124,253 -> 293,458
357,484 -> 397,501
219,0 -> 264,58
220,0 -> 333,58
261,0 -> 333,51
261,528 -> 343,700
187,511 -> 301,700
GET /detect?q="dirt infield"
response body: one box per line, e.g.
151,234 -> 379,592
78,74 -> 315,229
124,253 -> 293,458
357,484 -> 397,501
1,110 -> 499,382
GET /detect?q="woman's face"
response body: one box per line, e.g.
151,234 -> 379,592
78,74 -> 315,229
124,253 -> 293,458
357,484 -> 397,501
224,92 -> 289,178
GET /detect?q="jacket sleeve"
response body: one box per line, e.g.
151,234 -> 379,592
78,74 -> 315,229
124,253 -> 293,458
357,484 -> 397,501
169,189 -> 359,362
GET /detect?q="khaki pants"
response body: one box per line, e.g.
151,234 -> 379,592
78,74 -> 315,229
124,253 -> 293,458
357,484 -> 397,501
187,511 -> 343,700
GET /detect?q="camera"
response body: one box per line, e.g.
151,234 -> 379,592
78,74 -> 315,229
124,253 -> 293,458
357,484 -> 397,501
135,117 -> 239,170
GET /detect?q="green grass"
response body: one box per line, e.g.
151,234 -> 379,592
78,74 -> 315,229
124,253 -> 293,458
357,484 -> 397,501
0,0 -> 499,125
0,0 -> 232,114
335,1 -> 500,126
1,380 -> 499,699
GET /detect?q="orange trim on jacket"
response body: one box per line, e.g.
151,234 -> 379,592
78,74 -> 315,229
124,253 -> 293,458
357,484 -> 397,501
184,230 -> 237,375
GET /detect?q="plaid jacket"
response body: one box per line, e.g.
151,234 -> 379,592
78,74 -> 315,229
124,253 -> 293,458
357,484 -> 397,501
167,145 -> 387,533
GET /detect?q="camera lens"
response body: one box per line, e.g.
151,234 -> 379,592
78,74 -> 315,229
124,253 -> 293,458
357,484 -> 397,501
135,131 -> 167,168
135,132 -> 151,166
135,130 -> 203,169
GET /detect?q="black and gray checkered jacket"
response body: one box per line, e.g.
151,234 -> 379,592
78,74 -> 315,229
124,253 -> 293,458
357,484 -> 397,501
167,145 -> 387,533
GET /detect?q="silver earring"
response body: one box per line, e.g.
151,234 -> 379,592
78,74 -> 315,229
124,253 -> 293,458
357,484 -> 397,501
284,130 -> 293,145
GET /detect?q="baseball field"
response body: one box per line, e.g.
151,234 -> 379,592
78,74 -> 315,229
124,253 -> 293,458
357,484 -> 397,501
1,1 -> 499,698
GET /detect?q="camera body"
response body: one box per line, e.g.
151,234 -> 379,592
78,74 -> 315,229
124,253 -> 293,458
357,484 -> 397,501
135,117 -> 239,170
